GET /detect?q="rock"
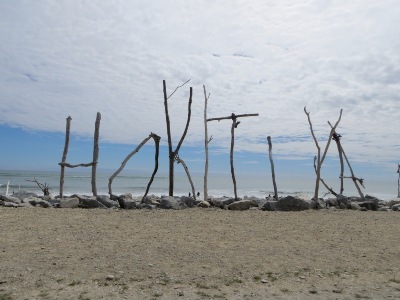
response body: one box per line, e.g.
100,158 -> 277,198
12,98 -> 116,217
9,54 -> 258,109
197,201 -> 210,208
327,198 -> 338,207
97,195 -> 119,208
159,196 -> 186,210
377,206 -> 390,211
2,201 -> 19,207
336,194 -> 349,207
25,197 -> 52,208
392,204 -> 400,211
210,197 -> 235,208
261,201 -> 278,211
339,202 -> 347,209
123,200 -> 138,209
358,201 -> 378,211
0,195 -> 21,204
11,190 -> 39,201
59,197 -> 80,208
106,275 -> 115,280
310,198 -> 326,209
180,196 -> 196,208
276,196 -> 310,211
78,197 -> 106,209
0,200 -> 3,206
349,202 -> 361,210
228,199 -> 258,211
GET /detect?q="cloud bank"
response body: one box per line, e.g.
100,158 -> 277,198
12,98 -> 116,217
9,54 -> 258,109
0,0 -> 399,168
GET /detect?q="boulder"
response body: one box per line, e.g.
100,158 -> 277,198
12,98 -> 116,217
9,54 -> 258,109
392,204 -> 400,211
0,195 -> 21,204
228,199 -> 259,211
327,198 -> 338,207
336,194 -> 349,207
2,201 -> 18,207
142,196 -> 160,206
159,196 -> 187,210
210,197 -> 235,208
78,197 -> 106,209
25,197 -> 52,208
97,195 -> 119,208
349,202 -> 361,210
276,196 -> 310,211
123,200 -> 138,209
12,191 -> 39,201
358,201 -> 378,211
180,196 -> 196,208
388,200 -> 400,208
197,201 -> 211,208
59,197 -> 80,208
261,201 -> 278,211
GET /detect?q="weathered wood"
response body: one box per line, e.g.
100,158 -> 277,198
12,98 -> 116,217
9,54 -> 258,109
313,156 -> 338,197
304,107 -> 342,201
58,162 -> 94,168
267,136 -> 278,201
163,80 -> 193,196
27,177 -> 50,196
332,132 -> 345,194
203,85 -> 211,201
91,112 -> 101,196
175,155 -> 196,200
59,116 -> 72,198
340,147 -> 365,199
142,133 -> 161,201
207,113 -> 259,122
108,134 -> 154,197
397,164 -> 400,198
230,119 -> 238,199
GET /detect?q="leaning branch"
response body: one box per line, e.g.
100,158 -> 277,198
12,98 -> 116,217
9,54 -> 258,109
207,113 -> 259,122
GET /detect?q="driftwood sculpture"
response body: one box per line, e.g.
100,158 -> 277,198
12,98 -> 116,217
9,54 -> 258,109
108,132 -> 160,201
207,113 -> 259,199
267,136 -> 278,201
175,155 -> 196,200
163,79 -> 193,196
203,85 -> 212,202
59,112 -> 101,198
27,178 -> 50,196
304,107 -> 342,201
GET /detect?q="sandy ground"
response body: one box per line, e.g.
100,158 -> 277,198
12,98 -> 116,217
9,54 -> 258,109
1,207 -> 400,300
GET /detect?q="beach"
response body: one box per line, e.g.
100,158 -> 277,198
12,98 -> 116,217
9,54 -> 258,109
1,207 -> 400,299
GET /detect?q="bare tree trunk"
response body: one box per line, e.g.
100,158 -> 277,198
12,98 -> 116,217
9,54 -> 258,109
203,85 -> 212,201
91,112 -> 101,196
60,116 -> 72,198
6,181 -> 10,196
108,134 -> 154,197
304,107 -> 342,201
267,136 -> 278,201
176,155 -> 196,200
163,79 -> 193,197
142,134 -> 161,201
333,133 -> 345,194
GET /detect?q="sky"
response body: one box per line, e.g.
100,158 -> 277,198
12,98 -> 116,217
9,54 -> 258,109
0,1 -> 399,184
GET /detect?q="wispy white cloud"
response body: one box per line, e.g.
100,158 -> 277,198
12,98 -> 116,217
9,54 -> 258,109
0,0 -> 399,168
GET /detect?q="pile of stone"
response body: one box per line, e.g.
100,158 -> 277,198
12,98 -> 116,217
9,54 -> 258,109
1,190 -> 399,212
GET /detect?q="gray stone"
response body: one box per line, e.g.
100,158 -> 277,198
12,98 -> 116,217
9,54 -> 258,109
11,190 -> 39,201
97,195 -> 119,208
377,206 -> 390,211
180,196 -> 196,208
210,197 -> 235,208
3,201 -> 18,207
0,200 -> 3,206
159,196 -> 186,210
392,204 -> 400,211
349,202 -> 361,210
388,200 -> 400,208
197,201 -> 211,208
276,196 -> 310,211
0,195 -> 21,204
78,197 -> 106,209
122,200 -> 138,209
339,202 -> 347,209
358,201 -> 378,211
59,197 -> 80,208
261,201 -> 278,211
336,194 -> 349,207
228,199 -> 259,211
327,198 -> 338,207
25,197 -> 52,208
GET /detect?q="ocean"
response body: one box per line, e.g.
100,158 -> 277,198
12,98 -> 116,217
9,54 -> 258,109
0,169 -> 398,200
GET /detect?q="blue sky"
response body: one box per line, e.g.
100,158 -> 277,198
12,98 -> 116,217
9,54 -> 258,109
0,1 -> 399,183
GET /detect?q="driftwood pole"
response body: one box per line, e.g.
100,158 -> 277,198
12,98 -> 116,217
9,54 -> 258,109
163,79 -> 193,196
175,155 -> 196,200
333,132 -> 345,194
304,107 -> 342,202
203,85 -> 212,201
207,113 -> 259,200
397,164 -> 400,198
91,112 -> 101,196
143,134 -> 161,201
108,133 -> 160,198
60,116 -> 72,198
267,136 -> 278,201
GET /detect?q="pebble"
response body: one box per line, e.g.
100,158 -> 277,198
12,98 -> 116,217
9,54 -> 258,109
106,275 -> 115,280
261,279 -> 268,283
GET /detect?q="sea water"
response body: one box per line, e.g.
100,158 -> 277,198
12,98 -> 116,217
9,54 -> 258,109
0,169 -> 398,200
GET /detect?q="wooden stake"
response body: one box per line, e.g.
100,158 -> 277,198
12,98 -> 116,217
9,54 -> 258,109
203,85 -> 211,201
142,133 -> 161,201
267,136 -> 278,201
91,112 -> 101,196
59,116 -> 72,198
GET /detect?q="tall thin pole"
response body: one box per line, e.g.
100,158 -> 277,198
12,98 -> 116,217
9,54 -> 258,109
60,116 -> 72,198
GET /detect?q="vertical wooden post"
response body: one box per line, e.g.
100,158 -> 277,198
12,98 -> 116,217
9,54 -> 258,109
60,116 -> 72,198
397,164 -> 400,198
142,133 -> 161,201
267,136 -> 278,201
203,85 -> 210,201
230,117 -> 238,200
91,112 -> 101,196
